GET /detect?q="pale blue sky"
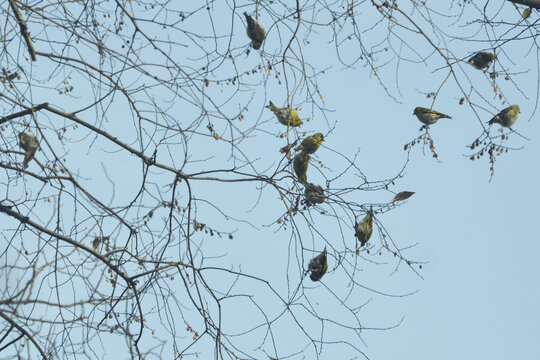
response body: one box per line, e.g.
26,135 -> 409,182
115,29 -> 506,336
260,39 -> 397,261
313,29 -> 540,358
2,1 -> 539,359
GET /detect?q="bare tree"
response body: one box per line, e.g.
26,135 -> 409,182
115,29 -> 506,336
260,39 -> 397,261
0,1 -> 534,359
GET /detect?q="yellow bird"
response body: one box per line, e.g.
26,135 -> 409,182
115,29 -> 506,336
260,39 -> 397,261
308,248 -> 328,282
355,206 -> 373,247
468,52 -> 495,70
299,133 -> 324,154
244,12 -> 265,50
293,151 -> 309,182
18,132 -> 40,169
413,107 -> 452,125
266,101 -> 303,127
488,105 -> 520,128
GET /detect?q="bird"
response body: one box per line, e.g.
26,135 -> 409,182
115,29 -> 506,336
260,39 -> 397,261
244,12 -> 265,50
468,51 -> 495,70
413,107 -> 451,125
266,101 -> 303,127
392,191 -> 415,202
92,237 -> 102,251
18,132 -> 40,169
523,8 -> 532,19
298,133 -> 324,154
355,206 -> 373,247
308,248 -> 328,282
304,183 -> 326,205
293,151 -> 309,182
488,105 -> 520,128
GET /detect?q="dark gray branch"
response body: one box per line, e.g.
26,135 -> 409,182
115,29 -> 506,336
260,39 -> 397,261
0,310 -> 48,359
0,204 -> 132,285
0,102 -> 48,126
8,0 -> 37,61
508,0 -> 540,10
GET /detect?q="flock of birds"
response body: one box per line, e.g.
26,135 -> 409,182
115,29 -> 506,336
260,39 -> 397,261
244,12 -> 523,282
13,14 -> 521,284
245,12 -> 386,282
412,52 -> 520,128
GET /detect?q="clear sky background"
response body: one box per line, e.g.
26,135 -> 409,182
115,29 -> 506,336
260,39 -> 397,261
298,14 -> 540,357
283,36 -> 540,358
1,1 -> 540,359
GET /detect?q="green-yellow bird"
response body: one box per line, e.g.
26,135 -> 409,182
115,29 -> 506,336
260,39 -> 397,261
413,107 -> 452,125
308,247 -> 328,282
293,151 -> 309,182
355,206 -> 373,247
523,8 -> 532,19
468,51 -> 495,70
304,183 -> 326,205
18,132 -> 40,169
244,12 -> 265,50
266,101 -> 303,127
488,105 -> 520,128
299,133 -> 324,154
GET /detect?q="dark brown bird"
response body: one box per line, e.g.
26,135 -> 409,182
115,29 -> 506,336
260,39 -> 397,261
468,52 -> 494,70
304,183 -> 326,206
244,12 -> 265,50
308,248 -> 328,282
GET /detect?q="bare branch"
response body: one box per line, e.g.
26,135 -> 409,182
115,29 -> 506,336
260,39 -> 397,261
8,0 -> 37,61
507,0 -> 540,9
0,102 -> 48,126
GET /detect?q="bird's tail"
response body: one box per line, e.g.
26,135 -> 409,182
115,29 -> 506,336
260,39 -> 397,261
266,101 -> 277,112
23,149 -> 36,169
243,12 -> 254,26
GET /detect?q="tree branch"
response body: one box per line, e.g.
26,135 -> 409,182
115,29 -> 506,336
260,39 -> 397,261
0,102 -> 48,126
0,204 -> 132,286
508,0 -> 540,9
0,309 -> 48,359
8,0 -> 37,61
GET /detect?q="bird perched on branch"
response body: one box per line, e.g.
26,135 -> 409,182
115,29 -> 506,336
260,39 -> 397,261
468,51 -> 494,70
298,133 -> 324,154
308,248 -> 328,282
355,206 -> 373,247
304,183 -> 326,205
266,101 -> 303,127
413,107 -> 451,125
244,12 -> 265,50
488,105 -> 520,128
293,151 -> 309,182
18,132 -> 40,169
